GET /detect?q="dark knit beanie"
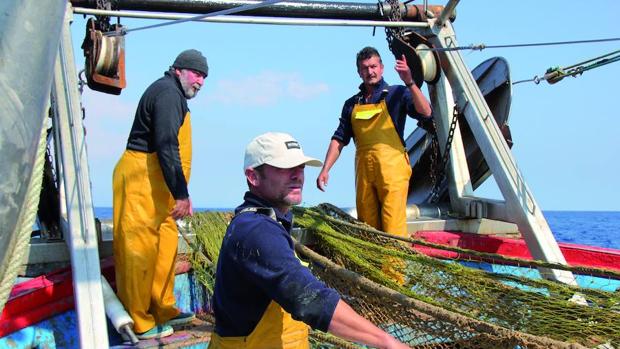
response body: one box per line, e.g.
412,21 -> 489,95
172,49 -> 208,77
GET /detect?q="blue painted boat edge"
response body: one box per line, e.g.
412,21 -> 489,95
0,271 -> 212,349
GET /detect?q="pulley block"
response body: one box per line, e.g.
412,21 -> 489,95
81,18 -> 126,95
391,32 -> 441,88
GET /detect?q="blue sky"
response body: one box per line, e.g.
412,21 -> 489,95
70,1 -> 620,211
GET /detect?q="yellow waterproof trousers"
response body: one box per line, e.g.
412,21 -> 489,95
351,100 -> 412,238
112,114 -> 192,333
352,101 -> 411,285
208,301 -> 309,349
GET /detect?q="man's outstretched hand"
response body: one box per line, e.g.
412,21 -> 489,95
317,171 -> 329,192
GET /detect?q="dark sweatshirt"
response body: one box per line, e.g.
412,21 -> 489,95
212,192 -> 341,337
126,70 -> 190,199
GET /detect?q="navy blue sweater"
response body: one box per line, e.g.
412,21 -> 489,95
212,192 -> 340,337
332,78 -> 426,147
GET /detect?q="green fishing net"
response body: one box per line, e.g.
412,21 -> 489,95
186,205 -> 620,349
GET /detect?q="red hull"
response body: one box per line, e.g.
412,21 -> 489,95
0,258 -> 193,337
412,231 -> 620,273
3,233 -> 618,338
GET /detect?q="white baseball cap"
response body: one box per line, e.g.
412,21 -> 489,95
244,132 -> 323,170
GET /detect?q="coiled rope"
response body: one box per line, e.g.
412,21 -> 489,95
0,118 -> 48,314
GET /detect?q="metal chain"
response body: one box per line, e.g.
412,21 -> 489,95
427,126 -> 439,200
95,0 -> 113,32
383,0 -> 403,51
429,105 -> 460,203
381,0 -> 455,204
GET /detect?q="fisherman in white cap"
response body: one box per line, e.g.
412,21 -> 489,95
209,132 -> 410,349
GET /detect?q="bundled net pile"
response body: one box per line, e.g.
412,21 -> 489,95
185,211 -> 232,293
187,206 -> 620,349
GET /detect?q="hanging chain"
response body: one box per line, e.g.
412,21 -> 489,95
382,0 -> 456,204
95,0 -> 113,32
428,127 -> 439,200
384,0 -> 404,51
428,105 -> 460,203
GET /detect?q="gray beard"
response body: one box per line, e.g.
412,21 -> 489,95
179,75 -> 198,99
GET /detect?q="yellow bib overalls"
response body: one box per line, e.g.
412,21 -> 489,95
208,300 -> 310,349
352,99 -> 412,238
352,100 -> 411,285
112,113 -> 192,333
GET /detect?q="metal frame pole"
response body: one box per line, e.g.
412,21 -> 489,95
51,5 -> 109,348
435,0 -> 459,27
70,0 -> 394,20
428,74 -> 474,215
428,19 -> 576,285
72,7 -> 429,28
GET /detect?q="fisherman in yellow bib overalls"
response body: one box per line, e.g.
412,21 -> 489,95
112,49 -> 208,340
317,46 -> 432,237
209,132 -> 410,349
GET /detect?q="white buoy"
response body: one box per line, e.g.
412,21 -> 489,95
101,276 -> 139,344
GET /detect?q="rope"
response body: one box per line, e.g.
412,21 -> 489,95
309,331 -> 365,349
177,222 -> 213,267
423,37 -> 620,52
0,117 -> 48,314
514,49 -> 620,85
105,0 -> 285,36
563,49 -> 620,70
421,35 -> 620,86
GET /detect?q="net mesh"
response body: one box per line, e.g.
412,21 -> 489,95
186,206 -> 620,349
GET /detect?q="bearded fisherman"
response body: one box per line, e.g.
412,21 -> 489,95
112,49 -> 208,340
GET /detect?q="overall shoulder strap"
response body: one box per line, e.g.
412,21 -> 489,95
379,88 -> 389,101
357,88 -> 389,104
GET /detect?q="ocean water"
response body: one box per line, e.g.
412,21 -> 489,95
94,208 -> 620,250
544,211 -> 620,250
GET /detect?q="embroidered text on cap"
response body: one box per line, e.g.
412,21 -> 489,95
285,141 -> 301,150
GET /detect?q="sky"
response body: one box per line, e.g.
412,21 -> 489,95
69,1 -> 620,211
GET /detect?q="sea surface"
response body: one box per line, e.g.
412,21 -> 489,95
543,211 -> 620,250
94,208 -> 620,250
